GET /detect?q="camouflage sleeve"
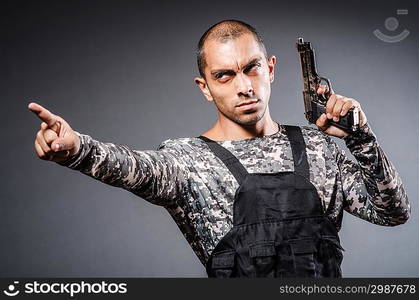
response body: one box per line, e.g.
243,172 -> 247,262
330,124 -> 410,226
57,131 -> 187,206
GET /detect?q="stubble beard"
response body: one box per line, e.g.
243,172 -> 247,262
214,98 -> 268,126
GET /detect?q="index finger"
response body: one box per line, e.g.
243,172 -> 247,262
317,84 -> 328,94
28,102 -> 57,127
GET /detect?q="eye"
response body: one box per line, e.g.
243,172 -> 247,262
215,73 -> 232,82
245,63 -> 261,73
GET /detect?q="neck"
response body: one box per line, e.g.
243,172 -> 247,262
205,107 -> 279,141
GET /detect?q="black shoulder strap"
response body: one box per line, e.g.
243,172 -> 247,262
198,125 -> 310,182
283,125 -> 310,179
198,135 -> 248,185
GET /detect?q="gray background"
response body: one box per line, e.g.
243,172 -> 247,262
1,0 -> 418,277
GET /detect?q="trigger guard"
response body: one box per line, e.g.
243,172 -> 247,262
318,76 -> 333,102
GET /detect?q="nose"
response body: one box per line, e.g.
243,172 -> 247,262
235,73 -> 254,97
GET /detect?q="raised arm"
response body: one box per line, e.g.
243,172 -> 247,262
313,86 -> 410,226
331,124 -> 410,226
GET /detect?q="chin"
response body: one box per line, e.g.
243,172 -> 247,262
235,114 -> 263,126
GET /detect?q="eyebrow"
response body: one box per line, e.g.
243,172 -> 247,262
210,57 -> 262,78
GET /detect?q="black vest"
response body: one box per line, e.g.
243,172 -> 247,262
198,125 -> 344,278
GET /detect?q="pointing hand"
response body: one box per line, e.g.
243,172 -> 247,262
28,102 -> 81,162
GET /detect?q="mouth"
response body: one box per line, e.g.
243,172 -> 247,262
236,99 -> 260,110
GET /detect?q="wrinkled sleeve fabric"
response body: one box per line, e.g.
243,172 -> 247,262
57,131 -> 187,206
327,124 -> 410,226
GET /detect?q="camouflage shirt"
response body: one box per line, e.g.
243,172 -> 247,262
59,123 -> 410,265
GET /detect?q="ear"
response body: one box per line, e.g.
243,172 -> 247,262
267,56 -> 276,83
194,77 -> 214,102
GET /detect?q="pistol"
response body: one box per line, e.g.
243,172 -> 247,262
296,38 -> 359,133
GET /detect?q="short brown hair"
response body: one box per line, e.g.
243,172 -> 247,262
197,20 -> 267,78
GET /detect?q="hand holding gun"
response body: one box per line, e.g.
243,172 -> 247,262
296,38 -> 361,134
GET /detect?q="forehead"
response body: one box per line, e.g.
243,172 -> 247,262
204,33 -> 264,70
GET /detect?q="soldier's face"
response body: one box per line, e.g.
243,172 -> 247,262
195,33 -> 276,125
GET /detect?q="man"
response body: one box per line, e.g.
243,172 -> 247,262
28,20 -> 410,277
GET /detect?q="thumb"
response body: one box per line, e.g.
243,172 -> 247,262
316,113 -> 329,131
51,136 -> 75,152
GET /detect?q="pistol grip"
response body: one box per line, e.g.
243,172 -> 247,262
311,101 -> 359,133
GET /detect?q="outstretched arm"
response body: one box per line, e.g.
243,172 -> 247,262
29,102 -> 187,206
58,133 -> 186,206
